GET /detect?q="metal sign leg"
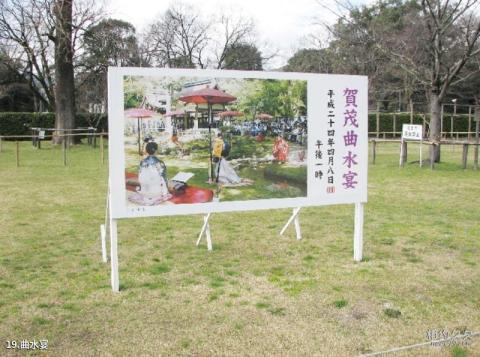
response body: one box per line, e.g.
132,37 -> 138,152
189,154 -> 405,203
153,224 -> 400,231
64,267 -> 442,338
110,217 -> 119,292
196,213 -> 213,251
280,207 -> 302,240
100,185 -> 109,263
354,203 -> 364,262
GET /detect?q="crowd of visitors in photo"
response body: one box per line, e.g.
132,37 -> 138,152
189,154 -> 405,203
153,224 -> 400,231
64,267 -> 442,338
226,117 -> 307,145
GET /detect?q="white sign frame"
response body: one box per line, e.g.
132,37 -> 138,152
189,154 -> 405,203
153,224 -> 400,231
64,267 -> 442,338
108,67 -> 368,219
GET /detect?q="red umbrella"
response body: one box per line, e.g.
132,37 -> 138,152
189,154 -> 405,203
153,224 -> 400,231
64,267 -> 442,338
179,87 -> 236,105
256,113 -> 273,120
125,108 -> 157,155
125,108 -> 156,118
179,87 -> 236,181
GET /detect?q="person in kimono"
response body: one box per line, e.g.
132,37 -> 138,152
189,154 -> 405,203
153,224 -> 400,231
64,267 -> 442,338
129,142 -> 172,205
273,134 -> 289,162
212,132 -> 241,185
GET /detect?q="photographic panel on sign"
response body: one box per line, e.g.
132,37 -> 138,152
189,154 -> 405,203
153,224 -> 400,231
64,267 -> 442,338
108,68 -> 368,219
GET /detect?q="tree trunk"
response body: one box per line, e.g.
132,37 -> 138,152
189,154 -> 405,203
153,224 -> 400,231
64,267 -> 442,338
429,92 -> 441,162
53,0 -> 75,145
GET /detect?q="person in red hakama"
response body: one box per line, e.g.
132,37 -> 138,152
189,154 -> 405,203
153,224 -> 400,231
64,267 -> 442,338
272,134 -> 289,162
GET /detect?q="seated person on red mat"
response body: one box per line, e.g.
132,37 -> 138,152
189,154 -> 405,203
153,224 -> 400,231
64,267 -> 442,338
128,142 -> 172,205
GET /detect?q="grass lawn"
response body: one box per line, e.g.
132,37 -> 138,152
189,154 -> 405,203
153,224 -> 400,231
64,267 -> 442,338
0,140 -> 479,356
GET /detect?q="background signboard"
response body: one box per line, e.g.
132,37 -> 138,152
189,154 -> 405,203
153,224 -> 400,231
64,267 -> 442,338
402,124 -> 423,140
108,68 -> 368,219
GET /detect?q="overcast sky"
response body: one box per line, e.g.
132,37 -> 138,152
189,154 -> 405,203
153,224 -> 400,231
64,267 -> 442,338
105,0 -> 371,69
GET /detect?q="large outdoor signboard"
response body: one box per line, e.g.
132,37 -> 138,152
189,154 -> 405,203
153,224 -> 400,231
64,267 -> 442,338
108,67 -> 368,219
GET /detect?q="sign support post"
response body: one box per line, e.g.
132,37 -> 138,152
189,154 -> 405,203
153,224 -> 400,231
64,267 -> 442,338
102,180 -> 118,291
399,138 -> 404,167
100,185 -> 109,263
197,213 -> 213,251
354,203 -> 364,262
110,215 -> 119,292
419,138 -> 423,168
280,207 -> 302,240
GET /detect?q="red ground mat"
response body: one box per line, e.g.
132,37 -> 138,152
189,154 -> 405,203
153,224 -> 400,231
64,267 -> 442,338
125,172 -> 214,204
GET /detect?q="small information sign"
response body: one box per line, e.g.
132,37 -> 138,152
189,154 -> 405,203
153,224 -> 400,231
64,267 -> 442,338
402,124 -> 422,141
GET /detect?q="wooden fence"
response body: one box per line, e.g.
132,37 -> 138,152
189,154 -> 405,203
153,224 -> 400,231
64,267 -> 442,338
0,132 -> 107,167
370,139 -> 479,170
371,102 -> 480,140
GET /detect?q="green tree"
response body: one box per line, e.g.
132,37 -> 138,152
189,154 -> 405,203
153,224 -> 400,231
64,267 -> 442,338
82,19 -> 140,69
325,0 -> 480,161
78,18 -> 140,112
0,49 -> 35,111
240,79 -> 306,119
0,0 -> 101,143
143,2 -> 209,68
222,43 -> 263,70
0,0 -> 56,111
327,0 -> 422,104
214,12 -> 256,69
284,48 -> 332,73
143,3 -> 259,70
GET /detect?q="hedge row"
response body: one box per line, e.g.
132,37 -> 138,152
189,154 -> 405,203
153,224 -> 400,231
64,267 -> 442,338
0,112 -> 474,137
0,112 -> 108,136
368,113 -> 474,133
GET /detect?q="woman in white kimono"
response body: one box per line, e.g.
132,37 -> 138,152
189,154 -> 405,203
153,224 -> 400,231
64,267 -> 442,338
129,142 -> 172,205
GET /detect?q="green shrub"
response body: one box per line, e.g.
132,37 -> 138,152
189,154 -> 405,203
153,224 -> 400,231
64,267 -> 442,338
1,111 -> 472,139
333,299 -> 348,308
228,136 -> 259,159
368,112 -> 473,136
384,308 -> 402,318
368,113 -> 426,134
